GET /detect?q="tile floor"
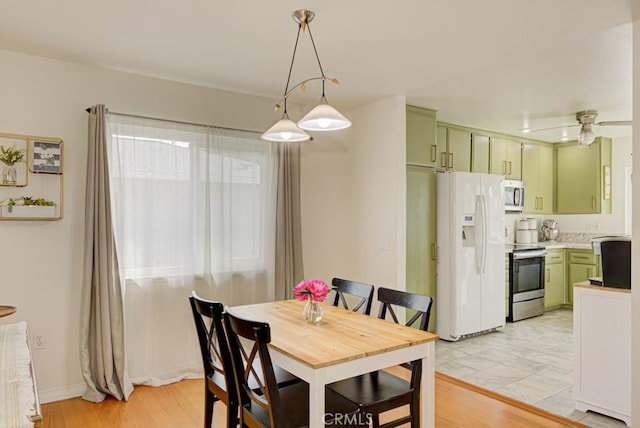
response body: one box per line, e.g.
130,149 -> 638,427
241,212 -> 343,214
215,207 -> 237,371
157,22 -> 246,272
435,308 -> 628,427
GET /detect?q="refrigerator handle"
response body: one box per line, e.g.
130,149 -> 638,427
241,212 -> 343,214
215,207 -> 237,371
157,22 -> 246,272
481,195 -> 488,274
475,196 -> 484,273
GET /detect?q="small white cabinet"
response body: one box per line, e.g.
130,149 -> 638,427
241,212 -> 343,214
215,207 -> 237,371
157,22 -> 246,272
573,284 -> 631,426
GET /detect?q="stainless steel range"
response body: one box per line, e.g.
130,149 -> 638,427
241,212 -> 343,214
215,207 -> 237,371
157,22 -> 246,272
508,247 -> 547,322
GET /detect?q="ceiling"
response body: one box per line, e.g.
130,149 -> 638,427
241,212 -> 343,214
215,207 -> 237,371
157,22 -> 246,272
0,0 -> 633,142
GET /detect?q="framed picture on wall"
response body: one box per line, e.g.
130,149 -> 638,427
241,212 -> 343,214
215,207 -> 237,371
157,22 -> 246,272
603,165 -> 611,200
30,139 -> 63,174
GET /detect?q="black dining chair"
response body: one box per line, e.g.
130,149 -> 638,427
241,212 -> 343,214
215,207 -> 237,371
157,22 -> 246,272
223,309 -> 358,428
331,277 -> 375,315
190,292 -> 302,427
326,287 -> 433,428
189,291 -> 239,428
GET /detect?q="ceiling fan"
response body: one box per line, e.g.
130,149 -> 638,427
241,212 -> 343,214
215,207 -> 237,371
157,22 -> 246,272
525,110 -> 631,146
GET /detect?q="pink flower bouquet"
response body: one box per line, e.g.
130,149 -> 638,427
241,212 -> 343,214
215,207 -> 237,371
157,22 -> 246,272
293,279 -> 330,302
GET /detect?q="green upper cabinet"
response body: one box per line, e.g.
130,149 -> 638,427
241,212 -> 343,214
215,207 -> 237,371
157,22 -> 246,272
490,137 -> 522,179
437,124 -> 471,172
522,143 -> 554,214
471,133 -> 490,174
406,105 -> 437,166
556,137 -> 612,214
406,165 -> 437,332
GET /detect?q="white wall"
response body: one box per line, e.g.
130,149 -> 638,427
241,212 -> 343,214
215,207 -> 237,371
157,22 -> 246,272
0,49 -> 284,402
301,96 -> 407,306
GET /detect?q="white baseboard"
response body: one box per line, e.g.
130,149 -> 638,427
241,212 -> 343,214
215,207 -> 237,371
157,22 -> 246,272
39,383 -> 86,404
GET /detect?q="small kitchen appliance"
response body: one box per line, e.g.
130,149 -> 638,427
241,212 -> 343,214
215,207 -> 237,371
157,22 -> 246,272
504,180 -> 525,212
540,219 -> 559,241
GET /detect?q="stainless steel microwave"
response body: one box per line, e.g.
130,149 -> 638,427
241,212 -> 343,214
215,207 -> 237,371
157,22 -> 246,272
505,180 -> 525,212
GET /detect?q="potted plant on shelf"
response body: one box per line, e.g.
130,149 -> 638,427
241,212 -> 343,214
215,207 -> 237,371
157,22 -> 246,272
0,145 -> 26,185
0,196 -> 57,218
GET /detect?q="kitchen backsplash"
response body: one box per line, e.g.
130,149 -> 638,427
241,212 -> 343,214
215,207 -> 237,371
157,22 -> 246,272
504,214 -> 620,244
554,232 -> 617,244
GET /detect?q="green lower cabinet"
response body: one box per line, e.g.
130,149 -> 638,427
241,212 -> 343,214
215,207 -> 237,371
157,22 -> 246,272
566,249 -> 600,304
544,250 -> 565,309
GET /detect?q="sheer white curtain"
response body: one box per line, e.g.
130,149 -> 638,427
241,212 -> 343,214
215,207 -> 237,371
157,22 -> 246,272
106,113 -> 276,385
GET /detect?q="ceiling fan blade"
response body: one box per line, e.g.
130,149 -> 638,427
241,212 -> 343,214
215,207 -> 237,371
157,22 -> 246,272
527,123 -> 579,133
596,120 -> 632,127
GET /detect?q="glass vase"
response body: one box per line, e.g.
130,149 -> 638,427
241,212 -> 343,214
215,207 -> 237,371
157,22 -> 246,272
303,296 -> 323,323
2,165 -> 17,185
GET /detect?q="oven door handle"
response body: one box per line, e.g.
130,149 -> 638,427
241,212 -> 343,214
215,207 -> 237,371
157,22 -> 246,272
512,250 -> 548,259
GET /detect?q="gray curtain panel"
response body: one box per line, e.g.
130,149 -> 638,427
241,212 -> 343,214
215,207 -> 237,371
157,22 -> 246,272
274,142 -> 304,300
79,105 -> 133,402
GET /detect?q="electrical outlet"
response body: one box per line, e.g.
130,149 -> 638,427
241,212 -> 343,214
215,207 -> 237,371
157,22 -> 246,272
33,332 -> 46,349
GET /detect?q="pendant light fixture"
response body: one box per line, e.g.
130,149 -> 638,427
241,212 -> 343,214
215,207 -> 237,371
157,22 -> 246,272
261,10 -> 351,142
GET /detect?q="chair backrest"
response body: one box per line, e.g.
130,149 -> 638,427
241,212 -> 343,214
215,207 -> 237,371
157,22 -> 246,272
377,287 -> 433,331
377,287 -> 433,377
224,309 -> 284,428
331,277 -> 375,315
189,291 -> 237,404
601,240 -> 631,289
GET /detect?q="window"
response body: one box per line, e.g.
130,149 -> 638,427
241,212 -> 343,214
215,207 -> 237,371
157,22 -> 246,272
106,114 -> 276,279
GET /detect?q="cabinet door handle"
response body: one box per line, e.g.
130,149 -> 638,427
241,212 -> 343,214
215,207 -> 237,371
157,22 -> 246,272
448,153 -> 454,169
431,145 -> 437,163
574,255 -> 590,260
431,243 -> 436,261
545,268 -> 550,283
540,196 -> 543,210
508,161 -> 513,175
535,197 -> 539,210
440,152 -> 447,168
502,160 -> 507,174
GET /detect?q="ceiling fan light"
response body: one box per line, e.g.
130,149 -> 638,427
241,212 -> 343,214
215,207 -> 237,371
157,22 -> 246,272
297,97 -> 352,131
261,113 -> 311,142
577,125 -> 595,146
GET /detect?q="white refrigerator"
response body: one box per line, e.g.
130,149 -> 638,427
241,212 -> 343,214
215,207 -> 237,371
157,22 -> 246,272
436,171 -> 505,341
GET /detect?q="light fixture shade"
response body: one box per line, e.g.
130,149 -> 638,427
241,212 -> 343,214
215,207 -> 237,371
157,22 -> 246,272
297,97 -> 352,131
577,125 -> 595,146
261,114 -> 311,142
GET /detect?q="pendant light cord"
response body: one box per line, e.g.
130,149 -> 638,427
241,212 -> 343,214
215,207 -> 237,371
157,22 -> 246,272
307,24 -> 327,96
283,25 -> 303,113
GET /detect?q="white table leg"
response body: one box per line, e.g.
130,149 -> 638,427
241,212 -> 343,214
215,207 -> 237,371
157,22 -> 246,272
421,341 -> 436,428
309,369 -> 326,428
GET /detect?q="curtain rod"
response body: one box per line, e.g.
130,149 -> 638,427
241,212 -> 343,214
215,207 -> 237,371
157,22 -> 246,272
84,107 -> 261,135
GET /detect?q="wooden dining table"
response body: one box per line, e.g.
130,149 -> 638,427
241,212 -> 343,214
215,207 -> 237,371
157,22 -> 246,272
229,299 -> 438,428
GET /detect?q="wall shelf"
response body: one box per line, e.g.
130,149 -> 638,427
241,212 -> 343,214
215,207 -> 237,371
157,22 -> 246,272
0,132 -> 64,221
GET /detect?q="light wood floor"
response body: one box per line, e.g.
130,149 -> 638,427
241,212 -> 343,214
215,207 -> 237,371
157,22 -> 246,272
41,372 -> 587,427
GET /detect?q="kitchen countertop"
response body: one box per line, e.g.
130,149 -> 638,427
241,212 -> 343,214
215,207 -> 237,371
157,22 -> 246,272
574,280 -> 631,294
505,242 -> 592,253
